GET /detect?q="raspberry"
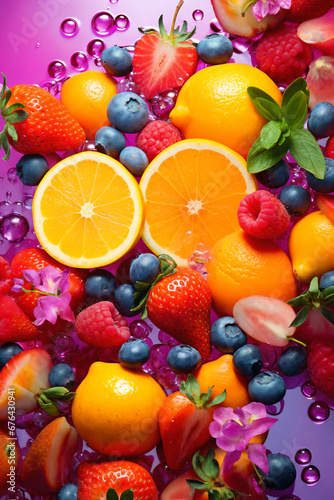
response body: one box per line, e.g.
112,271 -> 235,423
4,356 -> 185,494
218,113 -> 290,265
254,25 -> 313,85
237,190 -> 290,239
75,301 -> 130,348
326,135 -> 334,160
307,341 -> 334,398
0,257 -> 14,295
135,120 -> 182,162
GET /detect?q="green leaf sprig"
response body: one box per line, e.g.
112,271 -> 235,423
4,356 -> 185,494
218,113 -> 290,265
287,276 -> 334,328
180,374 -> 226,408
0,73 -> 29,160
35,387 -> 76,417
106,488 -> 134,500
247,78 -> 326,179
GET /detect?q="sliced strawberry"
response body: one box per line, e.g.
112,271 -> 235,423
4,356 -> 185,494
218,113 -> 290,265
298,10 -> 334,56
315,193 -> 334,223
0,295 -> 39,343
0,349 -> 53,420
306,56 -> 334,109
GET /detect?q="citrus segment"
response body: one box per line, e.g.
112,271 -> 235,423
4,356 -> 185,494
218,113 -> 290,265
139,139 -> 257,265
33,151 -> 144,268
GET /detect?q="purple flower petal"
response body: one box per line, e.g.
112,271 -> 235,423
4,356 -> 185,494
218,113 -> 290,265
222,450 -> 242,474
268,1 -> 281,15
58,292 -> 75,323
212,407 -> 239,426
243,416 -> 278,443
38,266 -> 62,294
247,443 -> 269,474
242,402 -> 267,420
209,420 -> 222,439
34,295 -> 59,325
252,0 -> 269,21
11,278 -> 24,293
22,269 -> 41,288
279,0 -> 291,8
59,268 -> 71,293
222,420 -> 244,441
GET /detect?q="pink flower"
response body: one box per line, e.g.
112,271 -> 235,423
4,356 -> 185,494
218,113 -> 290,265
34,292 -> 74,326
252,0 -> 291,21
209,402 -> 277,474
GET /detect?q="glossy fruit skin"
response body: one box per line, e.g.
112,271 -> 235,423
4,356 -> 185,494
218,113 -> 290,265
258,453 -> 296,490
0,343 -> 23,371
278,185 -> 311,216
255,159 -> 290,188
56,484 -> 78,500
0,256 -> 13,295
197,34 -> 233,64
278,346 -> 307,376
119,146 -> 149,176
95,126 -> 126,158
307,101 -> 334,138
167,344 -> 202,373
306,158 -> 334,193
118,339 -> 150,368
107,92 -> 149,133
307,340 -> 334,398
326,135 -> 334,160
320,270 -> 334,288
101,46 -> 133,77
84,269 -> 117,301
0,295 -> 39,343
130,253 -> 160,286
248,371 -> 286,405
48,363 -> 76,390
16,154 -> 49,186
210,316 -> 247,354
114,283 -> 137,317
233,344 -> 263,377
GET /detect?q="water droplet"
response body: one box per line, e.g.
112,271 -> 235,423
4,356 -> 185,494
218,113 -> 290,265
278,496 -> 301,500
210,20 -> 221,33
6,191 -> 12,199
78,141 -> 97,153
91,12 -> 114,36
266,400 -> 285,416
0,201 -> 12,217
302,380 -> 317,398
94,58 -> 103,67
130,320 -> 151,339
0,214 -> 29,243
295,448 -> 312,465
301,465 -> 320,485
23,195 -> 34,209
70,52 -> 89,72
87,39 -> 106,57
12,201 -> 24,214
7,168 -> 17,183
61,18 -> 79,37
115,14 -> 129,31
308,401 -> 330,422
36,42 -> 40,48
192,9 -> 204,21
48,60 -> 66,80
109,0 -> 118,3
40,80 -> 58,96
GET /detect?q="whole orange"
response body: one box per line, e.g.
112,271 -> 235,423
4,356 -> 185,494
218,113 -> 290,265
71,362 -> 166,457
206,230 -> 297,316
60,70 -> 117,140
194,354 -> 250,409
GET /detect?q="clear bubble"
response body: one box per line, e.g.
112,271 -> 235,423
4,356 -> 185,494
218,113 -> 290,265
7,167 -> 17,183
40,80 -> 58,96
308,401 -> 330,422
78,140 -> 97,153
0,201 -> 12,217
115,14 -> 130,31
301,380 -> 317,398
60,18 -> 79,37
130,319 -> 151,339
295,448 -> 312,465
70,52 -> 89,72
210,20 -> 221,33
23,195 -> 34,209
193,9 -> 204,21
12,201 -> 24,214
301,465 -> 320,484
6,191 -> 12,199
0,213 -> 29,243
48,60 -> 66,80
87,39 -> 106,57
91,12 -> 114,36
109,0 -> 118,3
94,58 -> 103,67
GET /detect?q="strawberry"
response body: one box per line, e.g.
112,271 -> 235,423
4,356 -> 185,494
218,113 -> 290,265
307,340 -> 334,398
77,460 -> 158,500
0,74 -> 86,160
132,2 -> 198,100
146,267 -> 212,359
0,295 -> 39,342
159,375 -> 226,470
286,0 -> 334,23
0,256 -> 13,295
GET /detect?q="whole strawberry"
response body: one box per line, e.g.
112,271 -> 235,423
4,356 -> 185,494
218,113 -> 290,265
307,341 -> 334,399
286,0 -> 334,23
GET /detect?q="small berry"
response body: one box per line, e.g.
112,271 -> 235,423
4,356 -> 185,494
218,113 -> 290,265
0,256 -> 14,295
307,340 -> 334,398
84,269 -> 117,301
237,190 -> 290,239
119,146 -> 149,176
278,185 -> 311,216
210,316 -> 247,354
0,343 -> 23,371
257,454 -> 296,490
107,92 -> 149,134
255,160 -> 290,189
306,157 -> 334,193
326,135 -> 334,160
233,344 -> 263,377
48,363 -> 75,390
130,253 -> 160,287
135,120 -> 182,162
114,283 -> 137,317
118,338 -> 150,368
167,344 -> 202,373
307,101 -> 334,138
248,371 -> 286,405
56,483 -> 78,500
320,270 -> 334,288
197,34 -> 233,65
278,346 -> 307,376
95,126 -> 126,158
16,154 -> 49,186
101,46 -> 133,77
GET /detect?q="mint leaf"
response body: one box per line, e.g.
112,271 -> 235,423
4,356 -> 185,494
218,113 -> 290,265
288,129 -> 326,179
284,91 -> 308,129
247,87 -> 282,121
247,138 -> 289,174
247,86 -> 280,106
282,78 -> 309,110
260,121 -> 282,149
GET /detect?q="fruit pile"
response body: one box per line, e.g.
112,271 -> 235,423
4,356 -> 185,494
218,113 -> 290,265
1,0 -> 334,498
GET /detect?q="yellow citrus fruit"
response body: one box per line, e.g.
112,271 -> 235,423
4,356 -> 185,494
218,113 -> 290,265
139,139 -> 257,266
169,63 -> 282,158
60,70 -> 117,140
32,151 -> 144,268
289,210 -> 334,282
71,362 -> 166,457
206,230 -> 297,316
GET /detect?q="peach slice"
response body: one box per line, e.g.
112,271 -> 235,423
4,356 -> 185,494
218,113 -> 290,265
298,10 -> 334,56
20,416 -> 78,493
315,193 -> 334,223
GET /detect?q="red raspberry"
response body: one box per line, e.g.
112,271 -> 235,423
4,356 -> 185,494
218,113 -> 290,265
307,341 -> 334,398
0,257 -> 14,295
75,301 -> 130,348
326,135 -> 334,160
254,25 -> 313,85
135,120 -> 182,162
238,190 -> 290,239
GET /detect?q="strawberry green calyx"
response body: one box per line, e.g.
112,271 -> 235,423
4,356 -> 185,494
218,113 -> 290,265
35,387 -> 76,417
106,488 -> 134,500
0,73 -> 28,160
180,374 -> 226,409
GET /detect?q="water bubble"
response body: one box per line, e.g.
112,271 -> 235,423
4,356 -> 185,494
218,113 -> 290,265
266,400 -> 285,416
0,201 -> 12,217
70,52 -> 89,72
48,60 -> 66,80
210,20 -> 221,33
115,14 -> 130,31
130,319 -> 151,339
110,0 -> 118,3
40,80 -> 58,96
61,18 -> 79,37
301,380 -> 317,398
301,465 -> 320,485
295,448 -> 312,465
91,12 -> 114,36
94,58 -> 103,67
36,42 -> 40,48
0,214 -> 29,243
23,195 -> 34,209
193,9 -> 204,21
87,39 -> 106,57
308,401 -> 330,422
6,191 -> 12,199
78,140 -> 97,153
7,167 -> 17,183
12,201 -> 24,214
158,330 -> 179,347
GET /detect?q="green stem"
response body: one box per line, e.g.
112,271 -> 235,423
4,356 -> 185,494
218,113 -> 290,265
289,337 -> 307,348
21,287 -> 56,297
169,0 -> 184,40
241,0 -> 257,17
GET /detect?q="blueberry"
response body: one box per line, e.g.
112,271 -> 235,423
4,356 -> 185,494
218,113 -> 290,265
278,185 -> 311,216
257,453 -> 296,490
130,253 -> 160,287
248,371 -> 286,405
95,126 -> 126,158
107,92 -> 149,134
278,346 -> 307,376
307,101 -> 334,138
320,270 -> 334,288
306,157 -> 334,193
233,344 -> 263,377
118,338 -> 150,368
101,46 -> 133,77
119,146 -> 149,176
56,484 -> 78,500
85,269 -> 117,301
197,34 -> 233,65
167,344 -> 202,374
114,283 -> 137,317
48,363 -> 75,390
16,154 -> 49,186
0,343 -> 23,371
255,160 -> 290,189
210,317 -> 247,354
